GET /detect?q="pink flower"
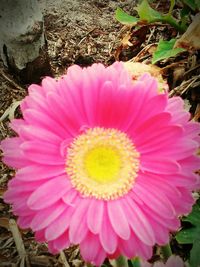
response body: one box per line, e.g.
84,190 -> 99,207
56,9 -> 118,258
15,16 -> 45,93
1,62 -> 200,266
141,255 -> 185,267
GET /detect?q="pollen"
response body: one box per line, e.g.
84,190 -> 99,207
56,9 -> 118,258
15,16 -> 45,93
66,127 -> 140,200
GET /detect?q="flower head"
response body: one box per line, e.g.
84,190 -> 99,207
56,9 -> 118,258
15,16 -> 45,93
1,62 -> 200,266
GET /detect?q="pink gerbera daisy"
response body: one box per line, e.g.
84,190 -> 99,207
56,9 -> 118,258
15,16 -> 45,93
1,62 -> 200,266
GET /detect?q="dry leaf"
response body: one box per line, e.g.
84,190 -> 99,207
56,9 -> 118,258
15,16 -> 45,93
0,217 -> 10,229
175,13 -> 200,51
194,103 -> 200,121
123,62 -> 168,92
58,251 -> 70,267
121,32 -> 133,47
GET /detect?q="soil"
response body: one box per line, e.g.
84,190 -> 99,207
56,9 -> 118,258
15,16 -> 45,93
0,0 -> 200,266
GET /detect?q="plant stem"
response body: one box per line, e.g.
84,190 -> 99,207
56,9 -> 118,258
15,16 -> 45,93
114,256 -> 129,267
168,0 -> 175,16
161,243 -> 172,261
131,257 -> 141,267
161,15 -> 187,33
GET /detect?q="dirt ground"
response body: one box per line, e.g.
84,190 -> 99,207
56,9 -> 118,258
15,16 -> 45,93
0,0 -> 200,266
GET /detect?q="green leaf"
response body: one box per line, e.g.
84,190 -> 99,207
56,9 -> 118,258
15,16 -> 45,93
190,239 -> 200,267
195,0 -> 200,9
168,0 -> 175,15
176,227 -> 200,244
115,8 -> 139,25
181,0 -> 200,11
182,204 -> 200,226
135,0 -> 162,23
130,257 -> 141,267
152,39 -> 186,64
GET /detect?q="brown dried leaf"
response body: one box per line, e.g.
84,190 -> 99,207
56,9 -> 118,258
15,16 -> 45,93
58,251 -> 70,267
0,217 -> 10,229
175,13 -> 200,51
29,255 -> 51,266
194,103 -> 200,121
0,187 -> 7,198
123,62 -> 168,92
121,32 -> 133,47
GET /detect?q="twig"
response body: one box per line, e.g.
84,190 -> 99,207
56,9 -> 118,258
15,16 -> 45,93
161,60 -> 186,73
169,75 -> 200,96
0,100 -> 22,122
59,251 -> 70,267
146,26 -> 156,44
0,69 -> 24,91
129,43 -> 156,62
9,219 -> 30,267
183,64 -> 200,78
77,27 -> 96,46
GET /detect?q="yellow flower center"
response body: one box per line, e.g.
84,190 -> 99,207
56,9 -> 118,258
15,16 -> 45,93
84,146 -> 121,183
66,127 -> 140,200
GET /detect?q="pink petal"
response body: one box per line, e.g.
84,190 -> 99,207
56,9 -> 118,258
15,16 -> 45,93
48,242 -> 58,254
170,110 -> 190,124
137,126 -> 183,153
45,207 -> 74,241
35,230 -> 46,242
69,198 -> 89,244
41,76 -> 58,92
99,208 -> 117,254
9,119 -> 26,134
122,82 -> 155,132
31,201 -> 66,231
21,141 -> 64,165
129,112 -> 172,136
135,235 -> 153,260
122,197 -> 155,245
19,125 -> 63,144
76,68 -> 97,126
80,232 -> 102,265
184,121 -> 200,138
118,231 -> 139,258
94,250 -> 106,267
178,155 -> 200,172
17,215 -> 33,229
95,81 -> 116,127
62,189 -> 78,206
17,165 -> 65,181
147,139 -> 198,160
46,92 -> 81,136
140,157 -> 180,174
28,176 -> 70,210
133,183 -> 176,219
134,125 -> 183,147
52,230 -> 70,251
139,73 -> 158,96
167,173 -> 199,188
1,138 -> 32,168
87,199 -> 104,234
166,96 -> 184,112
131,94 -> 168,127
107,200 -> 130,240
7,178 -> 45,193
23,109 -> 69,139
141,203 -> 180,231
